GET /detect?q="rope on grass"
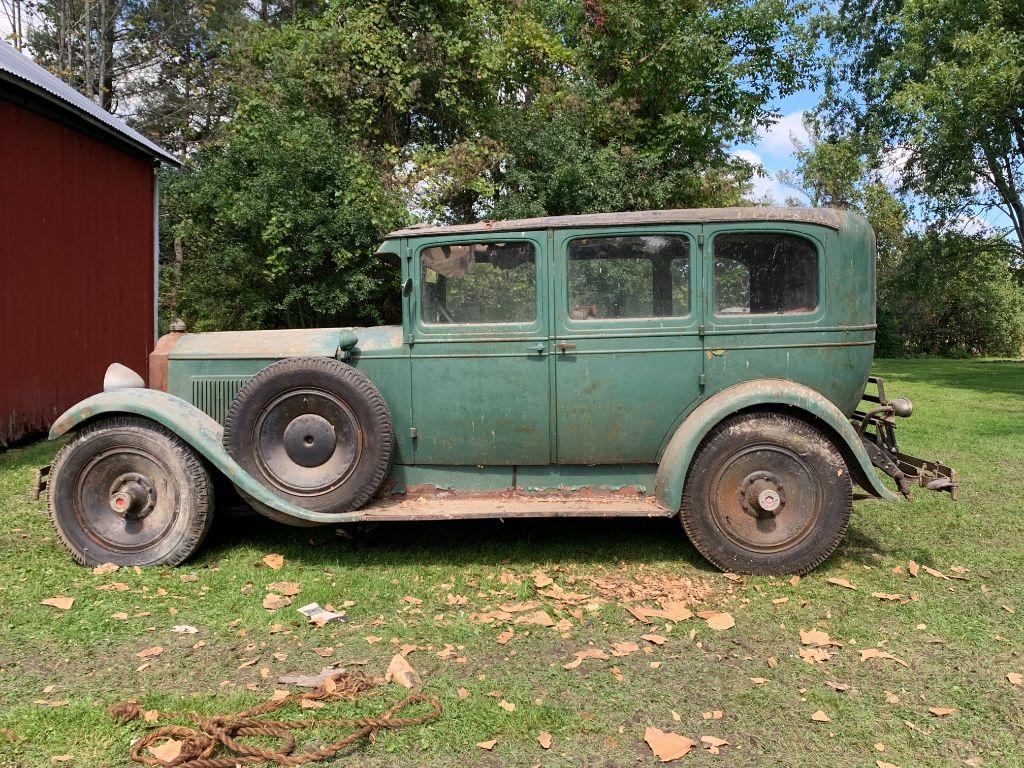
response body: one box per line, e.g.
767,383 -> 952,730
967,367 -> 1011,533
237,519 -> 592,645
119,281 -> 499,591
108,670 -> 441,768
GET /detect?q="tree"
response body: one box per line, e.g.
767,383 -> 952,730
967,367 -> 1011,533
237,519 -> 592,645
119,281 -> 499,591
817,0 -> 1024,254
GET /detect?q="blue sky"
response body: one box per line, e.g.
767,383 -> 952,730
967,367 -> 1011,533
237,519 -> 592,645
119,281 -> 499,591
734,90 -> 820,204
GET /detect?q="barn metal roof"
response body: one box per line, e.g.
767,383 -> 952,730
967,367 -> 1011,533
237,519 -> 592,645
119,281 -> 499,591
0,40 -> 178,165
386,207 -> 853,238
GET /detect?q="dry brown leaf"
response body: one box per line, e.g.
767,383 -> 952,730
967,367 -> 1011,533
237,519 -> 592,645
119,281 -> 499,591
908,560 -> 920,577
266,581 -> 301,596
644,727 -> 696,762
750,677 -> 769,685
457,687 -> 471,699
563,648 -> 610,669
516,610 -> 555,627
111,612 -> 129,621
611,641 -> 640,657
262,554 -> 284,570
928,706 -> 955,717
402,595 -> 423,605
872,592 -> 906,601
810,710 -> 831,722
827,577 -> 857,590
772,597 -> 789,605
92,563 -> 118,575
496,629 -> 514,645
799,647 -> 832,664
885,691 -> 901,704
876,761 -> 900,768
498,700 -> 515,713
702,710 -> 723,720
299,698 -> 324,709
825,680 -> 851,692
41,596 -> 74,611
476,739 -> 497,751
385,653 -> 421,689
538,731 -> 552,749
262,594 -> 292,611
922,565 -> 949,580
704,612 -> 735,631
656,602 -> 694,622
142,710 -> 160,723
789,575 -> 801,586
701,735 -> 729,753
148,739 -> 182,762
641,634 -> 667,646
860,648 -> 909,668
50,756 -> 73,764
1007,672 -> 1023,687
533,573 -> 554,588
135,646 -> 163,659
311,647 -> 334,658
800,628 -> 839,646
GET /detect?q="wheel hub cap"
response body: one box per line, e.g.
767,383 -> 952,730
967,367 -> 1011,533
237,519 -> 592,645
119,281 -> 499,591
108,472 -> 157,520
282,414 -> 337,468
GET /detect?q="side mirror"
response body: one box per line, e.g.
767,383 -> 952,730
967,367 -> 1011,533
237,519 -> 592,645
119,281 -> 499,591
402,277 -> 413,296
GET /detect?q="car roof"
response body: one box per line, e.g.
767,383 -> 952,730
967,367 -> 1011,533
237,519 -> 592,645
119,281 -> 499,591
385,206 -> 852,239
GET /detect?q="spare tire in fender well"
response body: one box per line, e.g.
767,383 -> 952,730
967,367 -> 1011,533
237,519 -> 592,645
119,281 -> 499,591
223,356 -> 394,517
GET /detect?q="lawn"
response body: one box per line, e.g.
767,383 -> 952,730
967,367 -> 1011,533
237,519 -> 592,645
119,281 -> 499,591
1,358 -> 1022,768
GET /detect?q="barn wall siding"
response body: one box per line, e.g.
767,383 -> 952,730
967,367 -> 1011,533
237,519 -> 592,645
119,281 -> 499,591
0,98 -> 154,446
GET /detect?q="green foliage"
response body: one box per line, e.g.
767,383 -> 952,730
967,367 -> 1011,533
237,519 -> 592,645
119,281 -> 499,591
877,233 -> 1024,357
163,106 -> 409,330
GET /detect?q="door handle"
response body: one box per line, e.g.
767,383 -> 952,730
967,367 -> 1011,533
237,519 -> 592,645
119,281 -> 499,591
554,342 -> 576,353
533,342 -> 546,354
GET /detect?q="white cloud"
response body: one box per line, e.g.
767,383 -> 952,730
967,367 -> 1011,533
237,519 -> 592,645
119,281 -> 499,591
730,149 -> 806,204
732,149 -> 763,167
756,111 -> 810,159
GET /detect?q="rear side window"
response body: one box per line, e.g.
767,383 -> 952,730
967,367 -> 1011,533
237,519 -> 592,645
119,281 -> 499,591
713,233 -> 819,315
567,235 -> 690,320
421,241 -> 536,324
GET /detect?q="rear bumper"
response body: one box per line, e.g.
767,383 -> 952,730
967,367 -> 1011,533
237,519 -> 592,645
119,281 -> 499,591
855,376 -> 959,500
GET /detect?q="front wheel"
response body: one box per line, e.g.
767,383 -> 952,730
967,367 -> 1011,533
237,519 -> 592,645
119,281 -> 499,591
48,416 -> 213,566
680,412 -> 852,575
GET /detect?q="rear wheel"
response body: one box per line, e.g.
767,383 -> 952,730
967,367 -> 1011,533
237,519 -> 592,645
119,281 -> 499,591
48,416 -> 213,567
680,412 -> 852,575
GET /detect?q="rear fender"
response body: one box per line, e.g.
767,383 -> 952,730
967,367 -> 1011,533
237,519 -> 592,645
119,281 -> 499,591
49,389 -> 363,524
654,379 -> 900,511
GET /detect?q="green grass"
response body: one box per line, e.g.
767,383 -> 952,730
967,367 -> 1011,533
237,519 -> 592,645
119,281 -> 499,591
1,358 -> 1022,767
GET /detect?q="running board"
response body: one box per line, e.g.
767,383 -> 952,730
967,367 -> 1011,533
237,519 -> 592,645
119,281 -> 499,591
359,493 -> 674,521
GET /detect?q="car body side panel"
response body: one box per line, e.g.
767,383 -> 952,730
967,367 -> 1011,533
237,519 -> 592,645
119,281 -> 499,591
653,379 -> 900,511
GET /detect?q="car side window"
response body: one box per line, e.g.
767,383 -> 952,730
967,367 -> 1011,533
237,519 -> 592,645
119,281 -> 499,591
420,241 -> 536,324
567,235 -> 690,320
713,233 -> 819,315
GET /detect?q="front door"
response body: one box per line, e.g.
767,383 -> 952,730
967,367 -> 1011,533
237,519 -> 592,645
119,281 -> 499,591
410,234 -> 551,465
551,227 -> 704,464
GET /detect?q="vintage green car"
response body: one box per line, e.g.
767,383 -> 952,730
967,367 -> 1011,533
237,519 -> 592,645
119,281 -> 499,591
39,207 -> 957,574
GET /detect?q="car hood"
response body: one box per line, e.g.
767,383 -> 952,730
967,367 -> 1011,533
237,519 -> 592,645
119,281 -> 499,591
167,326 -> 402,360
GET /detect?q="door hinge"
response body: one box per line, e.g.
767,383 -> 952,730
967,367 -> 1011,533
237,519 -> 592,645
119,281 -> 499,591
698,324 -> 705,337
697,233 -> 705,249
698,372 -> 706,389
410,427 -> 418,439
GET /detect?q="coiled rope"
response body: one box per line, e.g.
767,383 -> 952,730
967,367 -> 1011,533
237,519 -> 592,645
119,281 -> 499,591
108,670 -> 441,767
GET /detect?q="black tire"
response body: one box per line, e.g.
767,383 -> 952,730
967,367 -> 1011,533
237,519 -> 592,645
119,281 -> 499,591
223,357 -> 393,517
680,412 -> 852,575
48,416 -> 213,567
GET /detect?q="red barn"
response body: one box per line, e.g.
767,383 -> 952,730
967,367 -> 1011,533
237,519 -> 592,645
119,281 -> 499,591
0,41 -> 178,447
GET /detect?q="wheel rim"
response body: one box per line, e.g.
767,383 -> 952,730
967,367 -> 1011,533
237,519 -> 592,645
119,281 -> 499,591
252,387 -> 362,496
72,446 -> 179,553
708,442 -> 823,553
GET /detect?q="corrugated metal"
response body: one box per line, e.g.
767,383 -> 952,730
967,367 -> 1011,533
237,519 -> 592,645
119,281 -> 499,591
0,40 -> 178,165
191,376 -> 250,423
0,98 -> 155,445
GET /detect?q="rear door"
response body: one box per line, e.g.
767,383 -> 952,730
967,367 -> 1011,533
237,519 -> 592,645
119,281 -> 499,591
409,233 -> 551,465
551,226 -> 704,464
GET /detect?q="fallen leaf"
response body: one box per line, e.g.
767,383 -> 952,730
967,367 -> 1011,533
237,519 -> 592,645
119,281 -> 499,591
262,554 -> 284,570
311,647 -> 334,658
810,710 -> 831,722
142,710 -> 160,723
908,560 -> 920,577
538,731 -> 552,749
563,648 -> 610,669
800,629 -> 839,646
827,577 -> 857,590
499,700 -> 515,713
41,596 -> 74,611
772,597 -> 789,605
148,739 -> 182,762
702,710 -> 723,720
266,581 -> 301,596
50,756 -> 73,764
135,646 -> 163,659
300,698 -> 324,709
111,612 -> 129,621
179,573 -> 198,583
872,592 -> 906,601
750,677 -> 769,685
789,575 -> 801,586
877,762 -> 900,768
860,648 -> 909,668
237,658 -> 258,668
171,625 -> 198,635
704,612 -> 735,631
885,691 -> 901,704
641,634 -> 667,646
402,595 -> 423,605
1007,672 -> 1023,687
496,629 -> 514,645
476,739 -> 497,751
922,565 -> 949,580
457,687 -> 471,699
385,654 -> 421,689
825,680 -> 851,692
263,593 -> 292,611
516,610 -> 555,627
611,641 -> 640,657
644,727 -> 696,762
701,735 -> 730,753
799,647 -> 832,664
92,563 -> 118,575
928,706 -> 955,717
534,573 -> 554,588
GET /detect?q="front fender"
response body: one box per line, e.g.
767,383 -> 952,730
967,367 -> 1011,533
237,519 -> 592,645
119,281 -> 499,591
654,379 -> 900,510
49,389 -> 362,524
